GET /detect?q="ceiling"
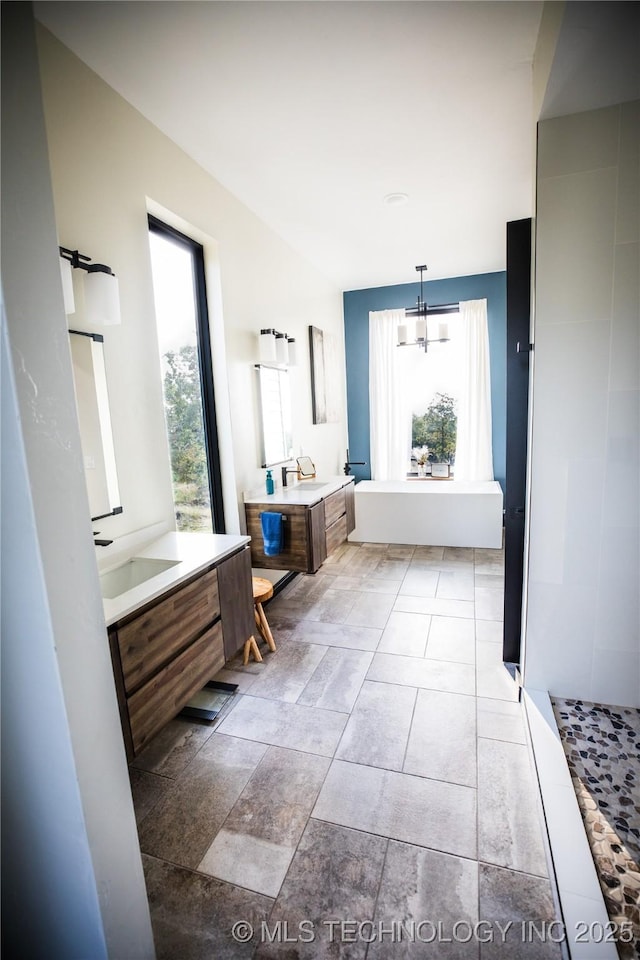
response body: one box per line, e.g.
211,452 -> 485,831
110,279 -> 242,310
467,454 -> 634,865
35,1 -> 544,291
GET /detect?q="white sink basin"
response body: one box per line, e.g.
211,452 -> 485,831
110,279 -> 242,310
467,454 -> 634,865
100,557 -> 180,599
290,482 -> 329,491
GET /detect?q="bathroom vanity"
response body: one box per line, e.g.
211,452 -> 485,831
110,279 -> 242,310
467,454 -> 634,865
103,533 -> 253,759
244,476 -> 355,573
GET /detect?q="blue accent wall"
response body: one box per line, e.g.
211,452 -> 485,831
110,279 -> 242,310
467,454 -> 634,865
343,272 -> 507,492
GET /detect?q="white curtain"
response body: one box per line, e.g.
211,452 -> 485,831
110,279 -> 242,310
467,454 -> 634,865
369,309 -> 411,480
454,298 -> 494,482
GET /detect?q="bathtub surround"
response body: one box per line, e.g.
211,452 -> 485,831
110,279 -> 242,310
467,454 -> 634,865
344,271 -> 507,491
350,480 -> 504,549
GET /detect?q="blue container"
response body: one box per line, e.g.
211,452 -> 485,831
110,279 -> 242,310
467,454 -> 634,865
266,469 -> 275,495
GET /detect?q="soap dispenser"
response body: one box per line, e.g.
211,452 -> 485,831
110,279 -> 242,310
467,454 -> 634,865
266,469 -> 274,495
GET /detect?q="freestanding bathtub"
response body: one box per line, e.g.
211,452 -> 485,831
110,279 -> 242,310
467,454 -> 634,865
349,480 -> 504,548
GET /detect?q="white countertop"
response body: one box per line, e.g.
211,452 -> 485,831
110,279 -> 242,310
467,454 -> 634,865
102,531 -> 250,627
355,480 -> 503,496
243,475 -> 353,507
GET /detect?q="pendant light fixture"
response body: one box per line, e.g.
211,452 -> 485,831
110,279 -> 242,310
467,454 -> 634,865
398,264 -> 458,351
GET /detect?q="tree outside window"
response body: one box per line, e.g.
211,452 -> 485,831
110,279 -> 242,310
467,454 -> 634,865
162,345 -> 212,531
412,392 -> 457,464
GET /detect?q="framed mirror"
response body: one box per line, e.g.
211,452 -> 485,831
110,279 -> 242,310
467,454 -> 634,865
256,364 -> 293,467
69,330 -> 122,521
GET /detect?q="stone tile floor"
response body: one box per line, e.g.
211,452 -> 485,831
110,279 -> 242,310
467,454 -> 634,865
552,697 -> 640,959
131,542 -> 563,959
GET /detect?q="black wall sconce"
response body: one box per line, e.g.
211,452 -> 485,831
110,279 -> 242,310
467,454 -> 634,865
59,245 -> 121,326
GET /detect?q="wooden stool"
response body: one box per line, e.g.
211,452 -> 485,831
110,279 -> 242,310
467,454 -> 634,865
242,634 -> 263,665
252,576 -> 277,655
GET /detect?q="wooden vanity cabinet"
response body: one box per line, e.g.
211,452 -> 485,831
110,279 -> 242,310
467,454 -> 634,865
323,487 -> 348,557
245,501 -> 324,573
245,479 -> 355,574
308,500 -> 327,571
108,545 -> 253,759
126,622 -> 224,757
117,567 -> 221,695
217,545 -> 255,661
345,480 -> 356,534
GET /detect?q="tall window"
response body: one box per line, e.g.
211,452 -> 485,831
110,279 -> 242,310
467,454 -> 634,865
148,216 -> 224,532
405,313 -> 462,475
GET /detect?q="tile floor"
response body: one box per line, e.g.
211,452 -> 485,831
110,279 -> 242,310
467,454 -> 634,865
131,541 -> 563,959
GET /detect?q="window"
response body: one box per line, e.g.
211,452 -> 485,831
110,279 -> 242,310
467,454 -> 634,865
405,312 -> 461,476
148,216 -> 224,532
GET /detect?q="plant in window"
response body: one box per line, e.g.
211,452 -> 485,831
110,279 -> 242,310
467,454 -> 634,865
410,445 -> 430,475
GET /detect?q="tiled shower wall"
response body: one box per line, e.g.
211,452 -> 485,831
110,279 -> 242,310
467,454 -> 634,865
524,101 -> 640,707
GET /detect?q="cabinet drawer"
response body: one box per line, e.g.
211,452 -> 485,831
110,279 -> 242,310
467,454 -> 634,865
127,621 -> 224,755
324,488 -> 346,528
118,567 -> 219,693
325,513 -> 347,556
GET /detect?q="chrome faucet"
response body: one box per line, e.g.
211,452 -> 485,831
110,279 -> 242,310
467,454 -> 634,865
281,465 -> 299,487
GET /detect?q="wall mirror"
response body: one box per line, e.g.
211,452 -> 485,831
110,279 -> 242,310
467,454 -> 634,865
69,330 -> 123,521
256,364 -> 293,467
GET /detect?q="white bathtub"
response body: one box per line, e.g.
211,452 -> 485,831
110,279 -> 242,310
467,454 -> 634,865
350,480 -> 504,548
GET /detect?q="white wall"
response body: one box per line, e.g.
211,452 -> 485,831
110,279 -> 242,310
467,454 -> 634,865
1,4 -> 155,956
524,100 -> 639,707
36,25 -> 347,547
1,312 -> 108,960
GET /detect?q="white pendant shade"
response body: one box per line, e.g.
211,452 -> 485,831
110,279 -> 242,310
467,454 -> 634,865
415,317 -> 426,341
59,255 -> 75,315
439,321 -> 449,340
397,323 -> 407,345
258,328 -> 296,367
259,328 -> 277,362
84,271 -> 121,326
275,333 -> 289,365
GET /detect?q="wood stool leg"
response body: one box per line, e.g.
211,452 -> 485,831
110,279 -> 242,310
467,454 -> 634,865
256,602 -> 277,652
243,635 -> 263,665
254,606 -> 267,642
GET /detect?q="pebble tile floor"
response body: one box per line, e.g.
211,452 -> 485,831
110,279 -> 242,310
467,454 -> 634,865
552,697 -> 640,959
130,541 -> 564,959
